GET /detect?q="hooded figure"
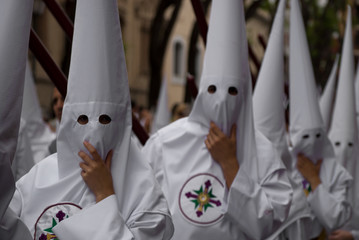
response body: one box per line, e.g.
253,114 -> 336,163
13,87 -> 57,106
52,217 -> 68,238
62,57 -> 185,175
328,6 -> 359,239
151,77 -> 171,134
289,0 -> 352,236
253,0 -> 312,239
0,0 -> 33,239
319,55 -> 339,132
143,0 -> 292,239
11,62 -> 56,181
7,0 -> 173,239
20,61 -> 56,164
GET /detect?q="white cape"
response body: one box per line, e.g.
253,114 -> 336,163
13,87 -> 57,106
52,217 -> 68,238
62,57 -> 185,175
143,118 -> 292,240
10,139 -> 173,239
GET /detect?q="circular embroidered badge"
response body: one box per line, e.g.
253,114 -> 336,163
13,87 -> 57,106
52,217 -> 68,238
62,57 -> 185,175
34,203 -> 82,240
178,173 -> 225,226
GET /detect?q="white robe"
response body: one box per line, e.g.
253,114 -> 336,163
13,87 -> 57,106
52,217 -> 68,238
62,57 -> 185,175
143,118 -> 293,240
287,151 -> 352,237
9,139 -> 173,240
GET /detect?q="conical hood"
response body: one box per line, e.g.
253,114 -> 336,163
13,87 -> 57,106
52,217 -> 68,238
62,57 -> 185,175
0,0 -> 33,165
253,0 -> 287,159
21,61 -> 56,163
289,0 -> 334,161
328,7 -> 359,232
57,0 -> 132,178
151,77 -> 170,133
188,0 -> 256,167
319,55 -> 339,132
0,0 -> 33,224
328,6 -> 358,169
355,60 -> 359,132
254,1 -> 312,231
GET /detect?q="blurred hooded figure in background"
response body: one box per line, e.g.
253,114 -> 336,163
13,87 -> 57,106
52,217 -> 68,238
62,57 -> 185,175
253,0 -> 312,239
151,77 -> 171,134
12,61 -> 57,181
0,0 -> 34,239
20,61 -> 56,163
4,0 -> 173,239
142,0 -> 293,239
319,55 -> 339,133
289,0 -> 352,238
328,6 -> 359,240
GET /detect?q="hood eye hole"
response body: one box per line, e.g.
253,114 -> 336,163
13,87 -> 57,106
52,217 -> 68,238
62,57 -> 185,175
348,142 -> 353,147
316,133 -> 321,138
207,85 -> 216,94
99,114 -> 112,124
335,142 -> 341,146
302,134 -> 309,139
228,87 -> 238,96
77,115 -> 89,125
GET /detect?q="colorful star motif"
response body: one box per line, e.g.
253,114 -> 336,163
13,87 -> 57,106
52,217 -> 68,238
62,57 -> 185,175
41,210 -> 68,240
185,180 -> 221,217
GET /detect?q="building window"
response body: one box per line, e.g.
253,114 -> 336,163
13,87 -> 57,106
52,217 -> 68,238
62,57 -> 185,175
172,37 -> 185,85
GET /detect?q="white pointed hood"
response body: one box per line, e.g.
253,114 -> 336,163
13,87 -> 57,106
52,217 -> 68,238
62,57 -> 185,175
254,1 -> 312,235
328,6 -> 358,176
57,0 -> 132,179
21,61 -> 56,163
289,0 -> 334,162
253,0 -> 289,163
355,60 -> 359,133
319,55 -> 339,132
0,0 -> 33,219
188,0 -> 257,168
328,7 -> 359,231
151,77 -> 170,133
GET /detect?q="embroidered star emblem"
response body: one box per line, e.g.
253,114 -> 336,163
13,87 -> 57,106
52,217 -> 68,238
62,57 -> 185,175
185,180 -> 222,217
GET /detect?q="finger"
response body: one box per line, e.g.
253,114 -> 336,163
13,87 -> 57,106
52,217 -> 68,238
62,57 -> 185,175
83,141 -> 101,162
79,162 -> 91,173
105,150 -> 113,170
206,134 -> 213,146
208,132 -> 218,145
230,124 -> 236,141
210,122 -> 225,138
78,151 -> 94,166
205,139 -> 211,150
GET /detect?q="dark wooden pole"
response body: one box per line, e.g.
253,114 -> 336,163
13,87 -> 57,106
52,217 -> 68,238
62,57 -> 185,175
42,0 -> 74,39
187,73 -> 198,99
190,0 -> 208,46
29,29 -> 68,97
